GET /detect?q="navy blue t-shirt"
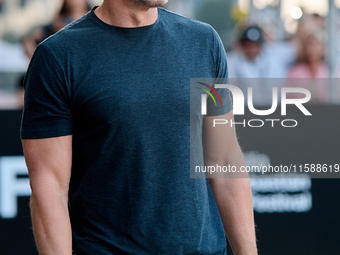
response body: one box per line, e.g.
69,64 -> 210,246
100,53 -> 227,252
21,6 -> 233,255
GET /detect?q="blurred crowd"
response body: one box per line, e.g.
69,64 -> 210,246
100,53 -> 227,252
228,13 -> 338,105
0,0 -> 93,109
0,0 -> 338,109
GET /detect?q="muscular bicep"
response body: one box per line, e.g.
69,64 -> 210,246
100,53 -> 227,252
22,135 -> 72,194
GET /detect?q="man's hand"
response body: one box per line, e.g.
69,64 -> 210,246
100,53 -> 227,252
203,110 -> 257,255
22,135 -> 73,255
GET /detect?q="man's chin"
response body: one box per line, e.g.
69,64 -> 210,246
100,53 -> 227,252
132,0 -> 168,8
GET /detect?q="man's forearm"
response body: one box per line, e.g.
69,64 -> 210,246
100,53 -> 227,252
209,177 -> 257,255
207,147 -> 257,255
30,184 -> 72,255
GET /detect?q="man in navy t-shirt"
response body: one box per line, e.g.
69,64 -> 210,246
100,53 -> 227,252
21,0 -> 257,254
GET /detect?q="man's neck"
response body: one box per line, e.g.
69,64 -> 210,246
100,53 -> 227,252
94,0 -> 158,28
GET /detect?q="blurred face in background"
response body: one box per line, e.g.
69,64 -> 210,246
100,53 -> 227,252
64,0 -> 89,13
241,40 -> 262,60
303,35 -> 324,63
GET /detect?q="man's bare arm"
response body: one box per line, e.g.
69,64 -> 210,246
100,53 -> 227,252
203,110 -> 257,255
22,135 -> 73,255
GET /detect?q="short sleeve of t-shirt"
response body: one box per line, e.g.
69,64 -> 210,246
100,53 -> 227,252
206,28 -> 233,116
20,44 -> 73,139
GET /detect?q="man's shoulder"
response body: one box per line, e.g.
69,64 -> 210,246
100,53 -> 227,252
159,8 -> 217,36
39,13 -> 93,53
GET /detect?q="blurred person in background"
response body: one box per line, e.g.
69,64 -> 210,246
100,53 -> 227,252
17,0 -> 92,108
286,30 -> 330,103
0,0 -> 90,109
296,13 -> 325,37
23,0 -> 91,57
228,26 -> 266,78
52,0 -> 91,32
227,25 -> 296,106
228,25 -> 296,79
288,30 -> 327,79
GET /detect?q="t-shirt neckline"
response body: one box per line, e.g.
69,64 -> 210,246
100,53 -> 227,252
88,6 -> 161,36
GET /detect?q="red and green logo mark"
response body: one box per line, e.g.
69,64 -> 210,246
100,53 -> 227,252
197,82 -> 223,107
197,82 -> 223,115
